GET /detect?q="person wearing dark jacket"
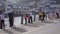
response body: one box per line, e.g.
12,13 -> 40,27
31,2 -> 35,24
21,13 -> 23,24
8,12 -> 14,27
56,13 -> 59,18
28,13 -> 33,23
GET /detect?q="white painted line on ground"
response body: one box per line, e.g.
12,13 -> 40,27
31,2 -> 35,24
22,24 -> 52,34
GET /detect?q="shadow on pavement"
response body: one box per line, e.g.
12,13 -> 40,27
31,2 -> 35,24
2,29 -> 13,34
12,27 -> 27,33
25,23 -> 40,27
44,21 -> 54,23
29,21 -> 54,27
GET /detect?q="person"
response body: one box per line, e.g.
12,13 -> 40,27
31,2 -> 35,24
44,13 -> 48,20
39,11 -> 45,21
8,12 -> 14,27
21,13 -> 23,24
56,13 -> 59,18
52,12 -> 57,19
0,12 -> 5,29
28,13 -> 33,23
23,13 -> 29,25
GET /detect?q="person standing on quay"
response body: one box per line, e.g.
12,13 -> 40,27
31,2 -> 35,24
28,13 -> 33,23
23,13 -> 29,25
39,11 -> 45,21
0,11 -> 5,29
8,12 -> 14,27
